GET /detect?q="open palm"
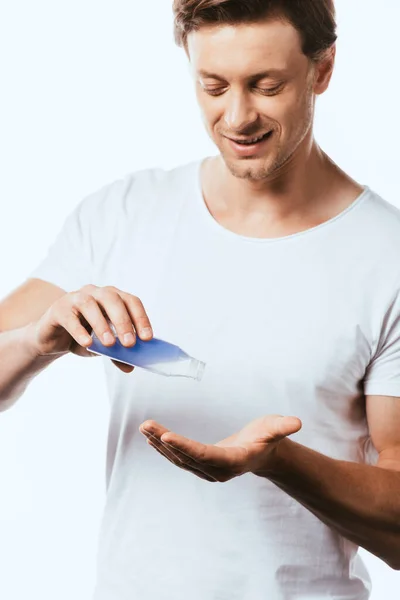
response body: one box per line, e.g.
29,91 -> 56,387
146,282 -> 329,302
139,414 -> 302,483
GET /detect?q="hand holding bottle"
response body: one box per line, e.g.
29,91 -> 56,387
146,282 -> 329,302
29,284 -> 153,373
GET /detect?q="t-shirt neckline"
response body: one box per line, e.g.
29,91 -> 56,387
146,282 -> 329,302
193,157 -> 370,245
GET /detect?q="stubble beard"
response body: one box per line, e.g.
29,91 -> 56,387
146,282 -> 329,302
221,148 -> 282,181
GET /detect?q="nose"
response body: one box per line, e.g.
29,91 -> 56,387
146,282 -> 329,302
223,90 -> 258,132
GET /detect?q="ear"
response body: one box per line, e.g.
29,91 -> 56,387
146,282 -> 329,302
313,45 -> 336,95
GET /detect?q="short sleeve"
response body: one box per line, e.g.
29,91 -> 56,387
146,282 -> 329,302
364,287 -> 400,397
28,198 -> 94,292
28,167 -> 167,293
28,175 -> 133,292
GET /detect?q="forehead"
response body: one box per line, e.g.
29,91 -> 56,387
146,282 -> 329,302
187,19 -> 307,79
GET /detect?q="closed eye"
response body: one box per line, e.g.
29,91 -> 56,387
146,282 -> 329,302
203,84 -> 284,97
257,85 -> 284,96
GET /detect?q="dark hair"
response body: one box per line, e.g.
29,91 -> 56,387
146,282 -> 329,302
173,0 -> 337,61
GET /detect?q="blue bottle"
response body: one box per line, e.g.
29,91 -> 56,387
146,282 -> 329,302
87,324 -> 206,381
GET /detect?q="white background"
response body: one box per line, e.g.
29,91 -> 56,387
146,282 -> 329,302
0,1 -> 399,598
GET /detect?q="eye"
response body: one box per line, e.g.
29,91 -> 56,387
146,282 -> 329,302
203,87 -> 228,97
202,84 -> 284,97
256,84 -> 283,96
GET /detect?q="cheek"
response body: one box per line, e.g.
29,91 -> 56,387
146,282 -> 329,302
267,93 -> 310,138
268,83 -> 308,117
265,95 -> 294,123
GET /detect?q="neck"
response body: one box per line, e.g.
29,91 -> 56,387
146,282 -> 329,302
202,133 -> 363,238
216,135 -> 337,217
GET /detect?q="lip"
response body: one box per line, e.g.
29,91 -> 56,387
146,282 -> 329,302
224,131 -> 273,157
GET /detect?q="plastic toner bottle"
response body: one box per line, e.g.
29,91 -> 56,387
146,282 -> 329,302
87,324 -> 206,381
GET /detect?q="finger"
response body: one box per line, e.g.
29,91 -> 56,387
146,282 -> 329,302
118,291 -> 153,341
145,431 -> 188,465
147,439 -> 216,482
66,290 -> 118,348
146,438 -> 217,482
160,439 -> 222,480
140,423 -> 226,473
159,433 -> 229,468
164,439 -> 246,475
147,436 -> 186,466
50,298 -> 100,349
91,287 -> 138,347
140,420 -> 170,439
51,315 -> 92,348
268,416 -> 302,442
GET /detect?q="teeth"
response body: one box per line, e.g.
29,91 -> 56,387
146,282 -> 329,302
250,134 -> 265,142
234,133 -> 269,145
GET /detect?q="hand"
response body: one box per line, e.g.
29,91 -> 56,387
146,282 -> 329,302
139,415 -> 302,482
29,284 -> 153,373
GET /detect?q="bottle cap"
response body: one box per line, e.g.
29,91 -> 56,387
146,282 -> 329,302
189,359 -> 206,381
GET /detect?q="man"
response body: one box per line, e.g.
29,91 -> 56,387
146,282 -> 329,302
0,1 -> 399,599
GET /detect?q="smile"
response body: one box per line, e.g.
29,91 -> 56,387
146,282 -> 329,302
226,131 -> 273,145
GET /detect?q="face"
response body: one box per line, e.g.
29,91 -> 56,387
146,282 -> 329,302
187,18 -> 331,182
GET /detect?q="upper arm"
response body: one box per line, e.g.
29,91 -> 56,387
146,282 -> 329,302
366,395 -> 400,470
0,278 -> 67,332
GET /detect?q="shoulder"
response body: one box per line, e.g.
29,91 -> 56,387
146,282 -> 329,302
360,187 -> 400,232
356,188 -> 400,292
78,159 -> 199,222
353,187 -> 400,257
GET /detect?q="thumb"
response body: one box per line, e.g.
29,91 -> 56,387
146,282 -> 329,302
271,415 -> 302,441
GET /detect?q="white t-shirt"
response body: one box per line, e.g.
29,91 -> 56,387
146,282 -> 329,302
29,158 -> 400,600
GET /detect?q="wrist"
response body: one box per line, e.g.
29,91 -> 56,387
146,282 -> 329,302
252,437 -> 291,478
23,322 -> 63,364
23,322 -> 43,359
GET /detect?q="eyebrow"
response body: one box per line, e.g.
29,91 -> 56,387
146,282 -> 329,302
198,69 -> 286,81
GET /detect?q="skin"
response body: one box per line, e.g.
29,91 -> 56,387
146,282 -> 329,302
138,17 -> 400,569
187,18 -> 364,238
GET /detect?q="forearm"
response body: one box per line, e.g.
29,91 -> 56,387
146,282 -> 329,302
0,324 -> 61,411
255,438 -> 400,569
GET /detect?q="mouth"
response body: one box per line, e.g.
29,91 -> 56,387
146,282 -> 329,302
226,131 -> 273,145
223,130 -> 274,157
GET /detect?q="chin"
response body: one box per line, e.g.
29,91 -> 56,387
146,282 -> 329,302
222,155 -> 275,181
